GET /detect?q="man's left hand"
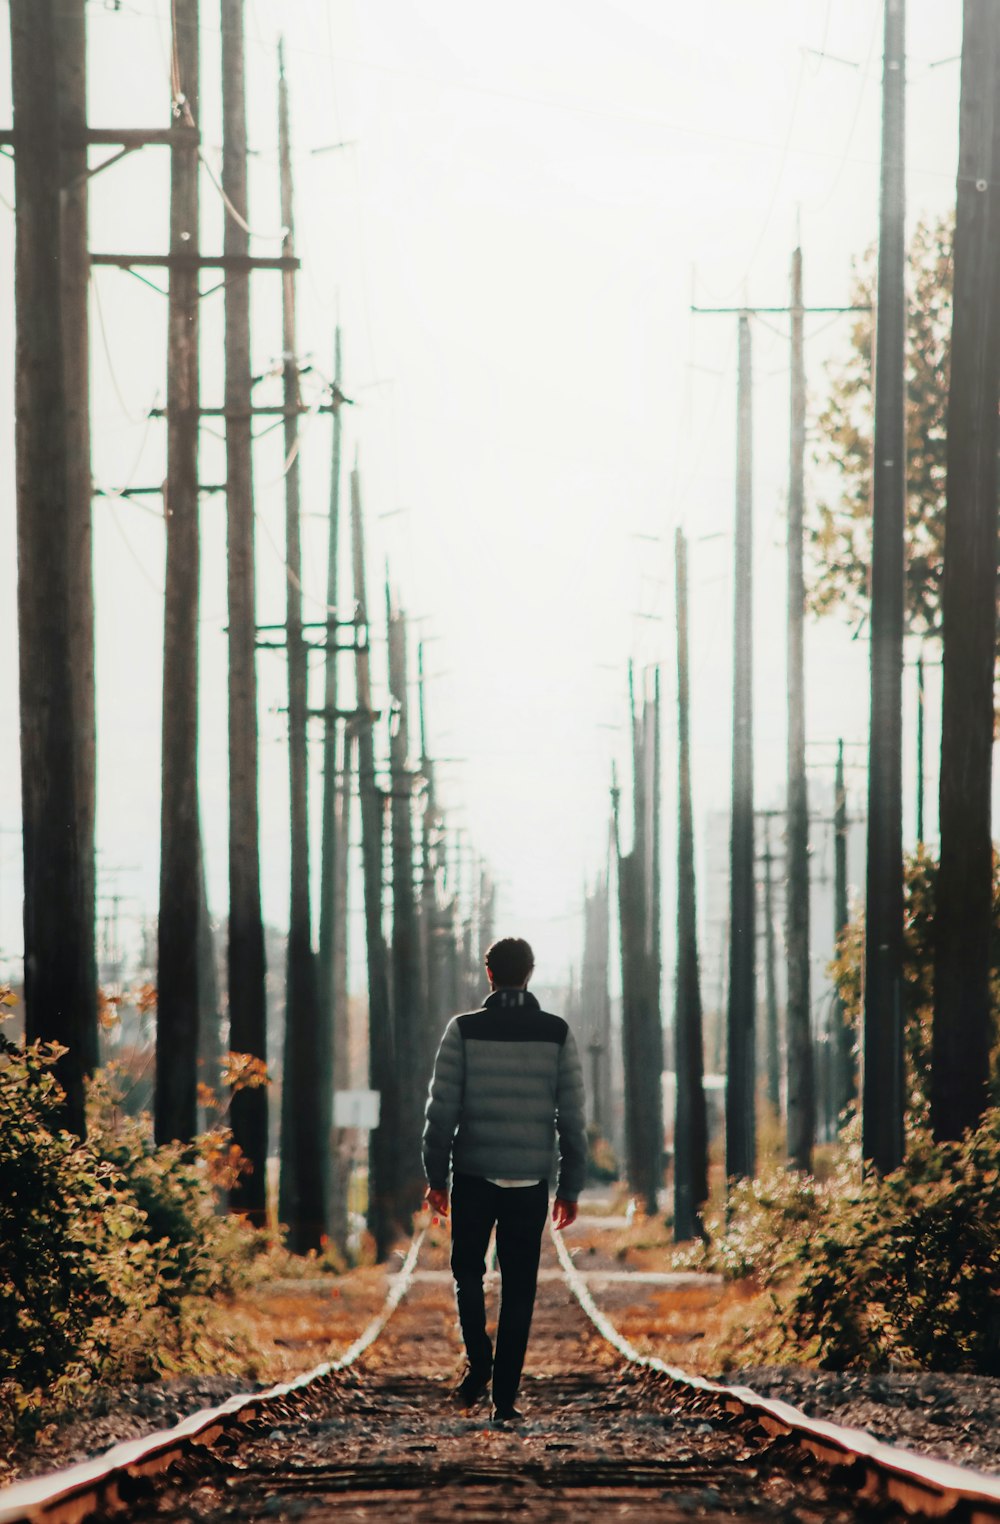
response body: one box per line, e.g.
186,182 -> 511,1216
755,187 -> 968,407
552,1197 -> 577,1230
425,1186 -> 449,1219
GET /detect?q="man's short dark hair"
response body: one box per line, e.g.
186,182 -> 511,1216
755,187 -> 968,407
485,936 -> 534,987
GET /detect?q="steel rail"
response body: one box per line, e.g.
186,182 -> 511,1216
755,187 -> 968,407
0,1228 -> 426,1524
552,1224 -> 1000,1522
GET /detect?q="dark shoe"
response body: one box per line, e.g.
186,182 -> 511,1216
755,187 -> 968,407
453,1367 -> 492,1409
491,1405 -> 524,1425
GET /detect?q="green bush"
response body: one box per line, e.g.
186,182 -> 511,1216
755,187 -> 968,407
784,1111 -> 1000,1372
0,1029 -> 267,1443
0,1038 -> 159,1406
698,1165 -> 825,1283
699,1112 -> 1000,1374
85,1069 -> 251,1311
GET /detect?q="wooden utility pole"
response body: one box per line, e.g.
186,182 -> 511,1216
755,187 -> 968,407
915,654 -> 925,847
318,327 -> 349,1251
418,642 -> 448,1073
932,0 -> 1000,1143
156,0 -> 201,1145
221,0 -> 268,1220
691,283 -> 862,1172
615,669 -> 663,1217
387,587 -> 425,1220
57,2 -> 99,1080
328,720 -> 354,1246
581,868 -> 611,1138
760,816 -> 782,1117
726,312 -> 756,1182
786,246 -> 814,1173
832,741 -> 855,1118
333,725 -> 354,1074
352,467 -> 397,1260
673,528 -> 708,1241
863,0 -> 907,1175
12,0 -> 93,1134
196,840 -> 222,1115
276,42 -> 325,1251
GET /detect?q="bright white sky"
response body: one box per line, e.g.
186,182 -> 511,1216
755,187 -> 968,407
0,1 -> 963,991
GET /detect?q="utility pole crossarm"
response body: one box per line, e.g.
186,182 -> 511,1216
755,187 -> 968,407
0,125 -> 201,147
690,304 -> 870,315
91,252 -> 298,270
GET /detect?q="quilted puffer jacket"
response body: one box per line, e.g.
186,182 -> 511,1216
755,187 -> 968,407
422,988 -> 588,1202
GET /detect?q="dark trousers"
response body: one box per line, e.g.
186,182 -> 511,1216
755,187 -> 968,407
450,1172 -> 549,1409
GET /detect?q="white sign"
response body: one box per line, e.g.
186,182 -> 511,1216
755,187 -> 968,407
333,1089 -> 381,1130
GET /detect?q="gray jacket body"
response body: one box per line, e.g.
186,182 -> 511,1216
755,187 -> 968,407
422,988 -> 588,1202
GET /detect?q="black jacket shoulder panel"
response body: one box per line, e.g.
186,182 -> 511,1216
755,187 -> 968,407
457,1008 -> 568,1046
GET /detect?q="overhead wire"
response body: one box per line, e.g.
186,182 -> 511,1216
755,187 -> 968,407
91,271 -> 149,424
93,402 -> 160,510
197,146 -> 288,241
803,5 -> 882,219
696,43 -> 809,307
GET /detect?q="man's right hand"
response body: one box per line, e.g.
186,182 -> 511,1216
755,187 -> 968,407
552,1197 -> 577,1230
425,1186 -> 449,1219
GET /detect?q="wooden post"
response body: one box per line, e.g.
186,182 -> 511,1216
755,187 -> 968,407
915,653 -> 925,847
617,668 -> 662,1217
581,870 -> 611,1137
276,41 -> 325,1251
57,1 -> 99,1078
673,528 -> 708,1240
319,328 -> 349,1251
352,467 -> 397,1260
932,0 -> 1000,1142
329,722 -> 354,1250
726,312 -> 756,1181
387,587 -> 425,1220
786,246 -> 814,1173
761,817 -> 781,1116
646,668 -> 665,1205
196,838 -> 223,1126
318,321 -> 346,1237
221,0 -> 268,1222
863,0 -> 906,1174
12,0 -> 91,1133
832,740 -> 855,1118
418,642 -> 447,1071
156,0 -> 201,1145
610,763 -> 638,1193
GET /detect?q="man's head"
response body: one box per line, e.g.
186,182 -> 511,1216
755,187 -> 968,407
485,936 -> 534,990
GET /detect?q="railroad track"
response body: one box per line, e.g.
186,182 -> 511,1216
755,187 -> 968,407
3,1219 -> 1000,1522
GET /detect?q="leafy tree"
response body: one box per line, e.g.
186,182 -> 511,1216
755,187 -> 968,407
807,215 -> 953,636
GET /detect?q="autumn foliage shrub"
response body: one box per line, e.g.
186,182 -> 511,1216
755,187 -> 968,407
783,1112 -> 1000,1373
0,1017 -> 267,1441
700,1112 -> 1000,1375
0,1036 -> 160,1430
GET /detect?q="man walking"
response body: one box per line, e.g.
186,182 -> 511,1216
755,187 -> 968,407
423,936 -> 587,1424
